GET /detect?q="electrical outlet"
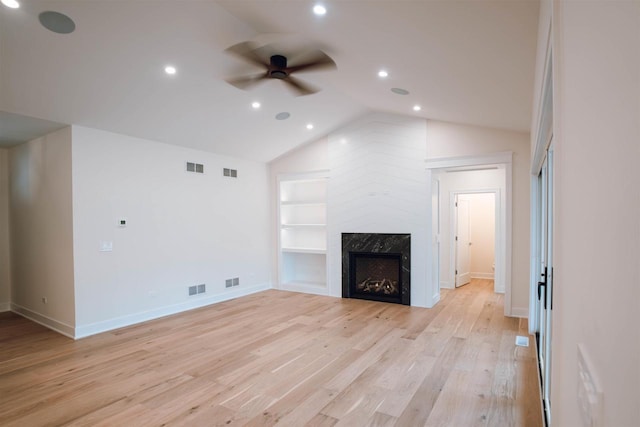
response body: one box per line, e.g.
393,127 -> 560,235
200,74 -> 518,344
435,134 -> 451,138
225,279 -> 233,288
188,285 -> 197,296
232,277 -> 239,286
41,297 -> 47,304
197,284 -> 206,294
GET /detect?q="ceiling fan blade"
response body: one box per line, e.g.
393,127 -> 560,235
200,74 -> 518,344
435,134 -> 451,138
225,73 -> 268,90
286,50 -> 336,74
284,76 -> 319,96
225,41 -> 269,69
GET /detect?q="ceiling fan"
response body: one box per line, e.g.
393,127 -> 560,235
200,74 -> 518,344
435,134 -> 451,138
224,41 -> 336,96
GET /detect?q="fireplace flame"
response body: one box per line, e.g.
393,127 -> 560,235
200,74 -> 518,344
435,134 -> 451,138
357,277 -> 399,295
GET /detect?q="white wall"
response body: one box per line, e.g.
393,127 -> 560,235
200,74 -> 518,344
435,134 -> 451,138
327,113 -> 430,307
544,1 -> 640,425
71,126 -> 272,337
0,148 -> 11,311
467,193 -> 495,278
426,120 -> 530,314
437,170 -> 503,289
8,127 -> 76,335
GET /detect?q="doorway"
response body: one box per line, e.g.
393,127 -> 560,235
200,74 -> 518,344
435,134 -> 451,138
454,192 -> 496,288
425,151 -> 513,315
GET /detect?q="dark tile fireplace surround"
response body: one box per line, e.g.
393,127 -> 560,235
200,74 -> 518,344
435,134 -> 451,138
342,233 -> 410,305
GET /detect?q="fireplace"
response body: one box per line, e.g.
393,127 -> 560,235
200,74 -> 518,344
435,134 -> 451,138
342,233 -> 410,305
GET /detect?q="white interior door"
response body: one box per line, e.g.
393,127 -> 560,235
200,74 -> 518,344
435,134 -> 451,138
455,196 -> 471,287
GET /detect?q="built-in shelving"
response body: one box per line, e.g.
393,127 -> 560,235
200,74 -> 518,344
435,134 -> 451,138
278,171 -> 328,295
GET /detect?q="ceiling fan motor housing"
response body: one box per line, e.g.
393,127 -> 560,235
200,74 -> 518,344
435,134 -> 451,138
270,55 -> 288,79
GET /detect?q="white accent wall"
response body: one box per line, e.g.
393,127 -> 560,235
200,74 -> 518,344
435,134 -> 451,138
327,113 -> 430,307
0,149 -> 11,311
71,126 -> 272,337
8,127 -> 76,335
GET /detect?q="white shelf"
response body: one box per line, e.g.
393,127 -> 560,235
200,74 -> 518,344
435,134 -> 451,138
282,247 -> 326,254
281,280 -> 326,288
278,172 -> 328,294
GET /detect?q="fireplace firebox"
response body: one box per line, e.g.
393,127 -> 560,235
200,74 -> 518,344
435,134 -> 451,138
342,233 -> 410,305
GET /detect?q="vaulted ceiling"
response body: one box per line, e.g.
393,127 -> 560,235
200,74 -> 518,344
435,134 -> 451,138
0,0 -> 539,162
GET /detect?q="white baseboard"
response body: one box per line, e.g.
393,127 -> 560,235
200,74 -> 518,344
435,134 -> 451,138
74,282 -> 272,339
439,281 -> 453,290
470,272 -> 495,279
510,306 -> 529,318
10,303 -> 75,338
0,302 -> 10,312
428,292 -> 441,308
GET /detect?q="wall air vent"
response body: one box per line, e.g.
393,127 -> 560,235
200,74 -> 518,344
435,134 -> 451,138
223,168 -> 238,178
189,284 -> 206,296
225,277 -> 239,288
186,162 -> 204,173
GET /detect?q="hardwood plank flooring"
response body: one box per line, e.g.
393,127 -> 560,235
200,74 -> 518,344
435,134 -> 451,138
0,279 -> 542,426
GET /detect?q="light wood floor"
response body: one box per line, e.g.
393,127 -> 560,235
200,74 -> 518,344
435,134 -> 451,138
0,279 -> 542,426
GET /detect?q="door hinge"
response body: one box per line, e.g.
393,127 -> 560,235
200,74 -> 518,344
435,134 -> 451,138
455,236 -> 458,241
455,269 -> 458,275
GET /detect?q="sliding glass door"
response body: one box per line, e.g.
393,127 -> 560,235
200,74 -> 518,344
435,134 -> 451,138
536,144 -> 554,425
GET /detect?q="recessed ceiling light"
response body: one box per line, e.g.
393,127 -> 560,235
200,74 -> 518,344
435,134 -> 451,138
39,11 -> 75,34
413,105 -> 422,111
378,70 -> 388,78
164,65 -> 177,75
306,123 -> 314,130
391,88 -> 410,95
275,112 -> 290,120
313,4 -> 327,16
1,0 -> 20,9
251,101 -> 261,109
340,138 -> 348,145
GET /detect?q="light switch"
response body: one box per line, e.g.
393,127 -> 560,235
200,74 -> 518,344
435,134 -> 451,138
118,218 -> 127,227
99,241 -> 113,252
